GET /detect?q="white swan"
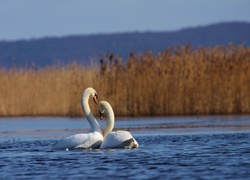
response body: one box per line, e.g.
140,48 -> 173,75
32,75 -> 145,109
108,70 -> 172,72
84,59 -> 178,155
99,101 -> 139,149
52,87 -> 103,150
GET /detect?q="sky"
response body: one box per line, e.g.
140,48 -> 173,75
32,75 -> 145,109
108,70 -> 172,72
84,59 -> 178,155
0,0 -> 250,41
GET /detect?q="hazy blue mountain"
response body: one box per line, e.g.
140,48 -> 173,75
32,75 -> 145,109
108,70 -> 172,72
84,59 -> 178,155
0,22 -> 249,68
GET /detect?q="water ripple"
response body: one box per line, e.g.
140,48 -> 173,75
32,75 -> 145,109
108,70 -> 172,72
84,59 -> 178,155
0,133 -> 250,179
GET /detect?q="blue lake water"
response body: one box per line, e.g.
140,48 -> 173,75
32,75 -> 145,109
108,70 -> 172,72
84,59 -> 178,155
0,116 -> 250,179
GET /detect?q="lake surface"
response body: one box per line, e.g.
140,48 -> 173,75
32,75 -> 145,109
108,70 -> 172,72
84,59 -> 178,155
0,116 -> 250,179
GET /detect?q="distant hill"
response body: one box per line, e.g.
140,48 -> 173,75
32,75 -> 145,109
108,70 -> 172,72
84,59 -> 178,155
0,22 -> 249,68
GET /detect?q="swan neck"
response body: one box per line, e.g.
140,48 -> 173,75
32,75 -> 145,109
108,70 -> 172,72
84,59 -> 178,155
103,105 -> 115,139
81,91 -> 101,133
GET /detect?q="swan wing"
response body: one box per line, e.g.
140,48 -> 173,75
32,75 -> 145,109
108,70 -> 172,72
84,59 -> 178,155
52,132 -> 103,150
74,131 -> 103,149
100,130 -> 139,149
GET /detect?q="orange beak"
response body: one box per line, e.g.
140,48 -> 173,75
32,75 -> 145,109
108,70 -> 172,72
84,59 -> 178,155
93,95 -> 98,105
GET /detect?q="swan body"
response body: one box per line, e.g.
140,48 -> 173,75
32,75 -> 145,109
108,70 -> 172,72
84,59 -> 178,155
52,132 -> 103,150
101,131 -> 139,149
99,101 -> 139,149
52,87 -> 103,150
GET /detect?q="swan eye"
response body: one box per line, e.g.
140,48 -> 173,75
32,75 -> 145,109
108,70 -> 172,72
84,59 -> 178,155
94,93 -> 98,98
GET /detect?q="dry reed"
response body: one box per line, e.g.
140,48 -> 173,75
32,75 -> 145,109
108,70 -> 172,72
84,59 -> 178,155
0,44 -> 250,117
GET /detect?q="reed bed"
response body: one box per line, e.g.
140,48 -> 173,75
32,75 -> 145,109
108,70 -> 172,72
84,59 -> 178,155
0,44 -> 250,117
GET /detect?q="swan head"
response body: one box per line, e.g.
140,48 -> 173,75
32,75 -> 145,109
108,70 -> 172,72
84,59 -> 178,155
84,87 -> 98,104
98,101 -> 114,119
98,101 -> 115,138
98,102 -> 106,120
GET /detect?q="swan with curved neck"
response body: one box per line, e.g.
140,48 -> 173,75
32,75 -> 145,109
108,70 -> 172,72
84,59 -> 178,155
99,101 -> 139,149
52,87 -> 103,150
81,87 -> 100,133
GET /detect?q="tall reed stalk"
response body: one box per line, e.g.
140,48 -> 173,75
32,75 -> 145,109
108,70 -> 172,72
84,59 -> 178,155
0,44 -> 249,117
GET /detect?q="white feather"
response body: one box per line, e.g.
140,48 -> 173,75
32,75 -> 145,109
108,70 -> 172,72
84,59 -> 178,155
52,87 -> 103,150
99,101 -> 139,149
